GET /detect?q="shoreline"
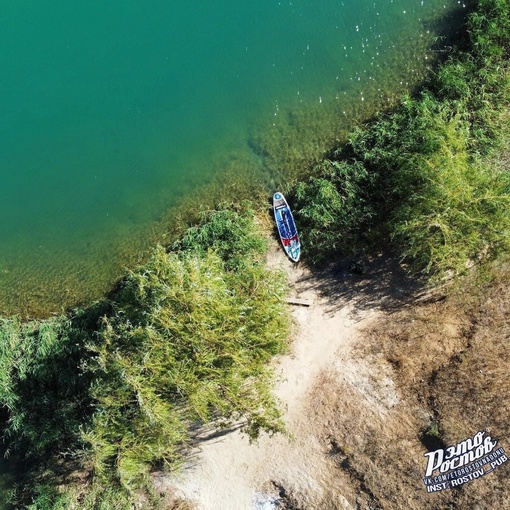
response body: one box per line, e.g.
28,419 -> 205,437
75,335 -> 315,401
1,0 -> 509,507
0,3 -> 464,319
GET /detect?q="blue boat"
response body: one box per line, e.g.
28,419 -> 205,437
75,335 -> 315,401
273,192 -> 301,262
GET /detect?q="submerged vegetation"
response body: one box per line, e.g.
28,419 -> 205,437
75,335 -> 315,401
0,0 -> 509,508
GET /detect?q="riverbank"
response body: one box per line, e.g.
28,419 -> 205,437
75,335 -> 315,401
0,0 -> 508,508
0,0 -> 465,318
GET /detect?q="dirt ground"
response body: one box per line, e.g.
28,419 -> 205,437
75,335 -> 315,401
159,248 -> 510,510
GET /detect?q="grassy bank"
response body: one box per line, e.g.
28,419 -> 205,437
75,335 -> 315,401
0,0 -> 508,508
290,0 -> 510,278
1,208 -> 290,508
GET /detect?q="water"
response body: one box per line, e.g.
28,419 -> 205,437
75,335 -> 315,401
0,1 -> 464,315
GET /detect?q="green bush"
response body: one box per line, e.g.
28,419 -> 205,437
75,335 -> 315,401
389,115 -> 510,276
80,209 -> 290,490
172,206 -> 268,271
13,483 -> 140,510
1,208 -> 290,507
2,1 -> 510,507
23,485 -> 73,510
291,0 -> 510,278
435,0 -> 510,151
0,316 -> 91,458
292,160 -> 375,265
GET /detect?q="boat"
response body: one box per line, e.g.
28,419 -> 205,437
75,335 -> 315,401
273,192 -> 301,262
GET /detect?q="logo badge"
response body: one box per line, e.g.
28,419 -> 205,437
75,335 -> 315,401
423,430 -> 508,492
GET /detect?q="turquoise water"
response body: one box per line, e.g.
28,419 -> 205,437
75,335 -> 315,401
0,0 -> 464,314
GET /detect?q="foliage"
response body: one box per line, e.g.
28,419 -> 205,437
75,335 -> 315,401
390,118 -> 510,275
0,315 -> 92,459
434,0 -> 510,151
348,96 -> 510,277
172,205 -> 267,270
0,208 -> 290,507
23,485 -> 74,510
13,483 -> 144,510
83,245 -> 289,489
291,0 -> 510,278
79,209 -> 289,490
292,160 -> 376,266
1,1 -> 510,507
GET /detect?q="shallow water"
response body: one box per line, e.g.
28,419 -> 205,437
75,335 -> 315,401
0,0 -> 465,316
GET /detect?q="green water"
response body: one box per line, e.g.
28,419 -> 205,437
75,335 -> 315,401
0,0 -> 464,315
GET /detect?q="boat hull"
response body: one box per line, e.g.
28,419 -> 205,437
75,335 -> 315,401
273,192 -> 301,262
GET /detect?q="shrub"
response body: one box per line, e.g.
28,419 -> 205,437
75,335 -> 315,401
1,208 -> 291,506
172,205 -> 267,270
292,160 -> 375,266
390,114 -> 510,276
83,218 -> 289,489
0,316 -> 91,458
291,0 -> 510,277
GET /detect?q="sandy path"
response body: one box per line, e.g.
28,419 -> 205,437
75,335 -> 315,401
164,249 -> 377,510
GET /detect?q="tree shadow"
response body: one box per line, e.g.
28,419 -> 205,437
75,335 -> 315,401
295,252 -> 425,319
190,422 -> 244,444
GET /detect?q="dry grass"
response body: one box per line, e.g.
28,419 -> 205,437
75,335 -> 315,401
302,260 -> 510,510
